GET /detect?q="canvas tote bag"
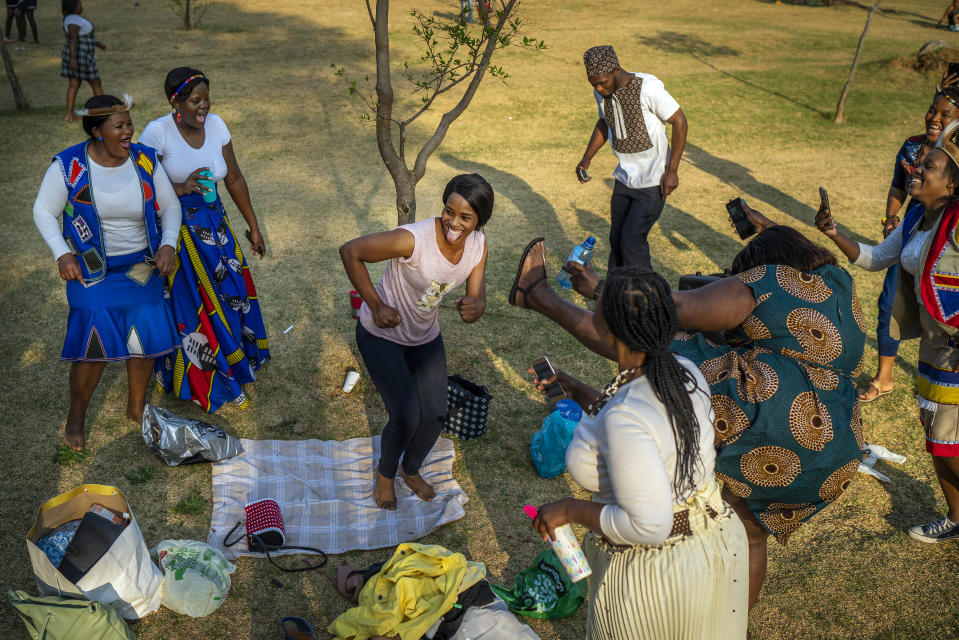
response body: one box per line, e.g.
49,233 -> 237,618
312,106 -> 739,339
25,484 -> 162,620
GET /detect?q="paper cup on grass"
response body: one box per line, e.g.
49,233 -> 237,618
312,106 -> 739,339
342,369 -> 360,393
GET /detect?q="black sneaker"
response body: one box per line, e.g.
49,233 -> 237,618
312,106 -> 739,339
907,515 -> 959,543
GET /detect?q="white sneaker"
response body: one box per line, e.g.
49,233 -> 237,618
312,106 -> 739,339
907,515 -> 959,543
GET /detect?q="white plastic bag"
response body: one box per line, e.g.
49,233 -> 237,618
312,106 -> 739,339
152,540 -> 236,617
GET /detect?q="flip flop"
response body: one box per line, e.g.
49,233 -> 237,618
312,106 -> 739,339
281,617 -> 317,640
508,237 -> 547,308
858,381 -> 892,403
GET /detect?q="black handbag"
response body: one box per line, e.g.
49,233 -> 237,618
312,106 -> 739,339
445,375 -> 492,440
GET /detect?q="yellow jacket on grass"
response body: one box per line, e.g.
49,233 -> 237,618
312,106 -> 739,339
328,543 -> 486,640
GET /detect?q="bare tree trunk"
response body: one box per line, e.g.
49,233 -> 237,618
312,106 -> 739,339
1,38 -> 29,112
835,0 -> 880,124
370,0 -> 517,225
184,0 -> 192,30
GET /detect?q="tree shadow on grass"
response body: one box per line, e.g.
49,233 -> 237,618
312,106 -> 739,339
439,152 -> 576,249
637,30 -> 829,117
838,1 -> 937,29
682,143 -> 871,244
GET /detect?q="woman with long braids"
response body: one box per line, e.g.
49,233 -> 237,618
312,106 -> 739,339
512,216 -> 864,619
817,120 -> 959,543
530,267 -> 747,639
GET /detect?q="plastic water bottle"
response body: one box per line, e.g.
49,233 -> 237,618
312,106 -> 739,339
524,504 -> 592,582
557,236 -> 596,290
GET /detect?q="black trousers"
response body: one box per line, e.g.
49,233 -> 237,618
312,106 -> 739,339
608,180 -> 665,272
355,322 -> 448,478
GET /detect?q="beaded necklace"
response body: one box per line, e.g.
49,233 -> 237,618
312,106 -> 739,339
586,366 -> 642,417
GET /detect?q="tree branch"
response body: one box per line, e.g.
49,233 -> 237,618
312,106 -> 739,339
411,0 -> 517,181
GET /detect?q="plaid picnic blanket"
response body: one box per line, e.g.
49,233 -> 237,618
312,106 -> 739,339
207,436 -> 468,557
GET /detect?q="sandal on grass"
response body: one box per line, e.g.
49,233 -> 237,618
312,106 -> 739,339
336,562 -> 365,603
508,237 -> 546,308
281,617 -> 316,640
858,381 -> 892,402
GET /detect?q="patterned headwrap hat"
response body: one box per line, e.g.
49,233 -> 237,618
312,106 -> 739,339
584,45 -> 619,77
936,120 -> 959,167
941,85 -> 959,109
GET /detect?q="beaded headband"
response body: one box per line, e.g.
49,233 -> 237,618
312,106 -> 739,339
169,74 -> 207,105
74,93 -> 135,117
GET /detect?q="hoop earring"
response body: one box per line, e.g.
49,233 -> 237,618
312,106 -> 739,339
175,111 -> 182,122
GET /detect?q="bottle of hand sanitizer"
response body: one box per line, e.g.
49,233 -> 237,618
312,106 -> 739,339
524,504 -> 591,582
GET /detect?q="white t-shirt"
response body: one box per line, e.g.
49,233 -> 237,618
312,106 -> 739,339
138,113 -> 232,184
62,15 -> 93,36
33,156 -> 181,259
565,356 -> 716,546
594,72 -> 680,190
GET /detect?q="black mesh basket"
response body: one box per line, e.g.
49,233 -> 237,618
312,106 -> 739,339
445,375 -> 492,440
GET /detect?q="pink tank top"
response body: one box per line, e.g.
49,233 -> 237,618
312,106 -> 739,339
359,217 -> 486,346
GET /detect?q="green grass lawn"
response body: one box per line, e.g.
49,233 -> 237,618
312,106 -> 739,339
2,0 -> 959,638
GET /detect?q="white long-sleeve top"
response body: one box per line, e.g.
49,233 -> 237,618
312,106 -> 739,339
33,156 -> 181,260
853,221 -> 931,297
565,356 -> 716,546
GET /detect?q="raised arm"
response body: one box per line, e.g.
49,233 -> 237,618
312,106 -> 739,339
339,229 -> 414,328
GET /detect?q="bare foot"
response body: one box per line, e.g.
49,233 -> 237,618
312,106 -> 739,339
126,406 -> 143,424
374,469 -> 397,510
509,239 -> 548,310
63,114 -> 75,122
399,469 -> 436,502
64,421 -> 85,451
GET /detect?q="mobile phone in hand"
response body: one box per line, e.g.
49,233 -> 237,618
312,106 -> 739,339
531,355 -> 566,402
818,186 -> 830,212
576,167 -> 590,182
948,61 -> 959,80
725,197 -> 756,240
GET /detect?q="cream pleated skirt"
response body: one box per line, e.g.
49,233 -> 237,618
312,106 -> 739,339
584,480 -> 749,640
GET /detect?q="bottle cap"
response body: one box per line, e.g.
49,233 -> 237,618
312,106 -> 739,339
523,505 -> 538,519
585,236 -> 596,247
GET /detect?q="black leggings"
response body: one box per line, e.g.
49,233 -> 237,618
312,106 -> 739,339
355,322 -> 448,478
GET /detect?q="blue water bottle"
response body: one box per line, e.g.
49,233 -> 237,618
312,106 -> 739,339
557,236 -> 596,290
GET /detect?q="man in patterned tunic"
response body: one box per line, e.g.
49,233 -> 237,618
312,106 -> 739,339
576,45 -> 688,272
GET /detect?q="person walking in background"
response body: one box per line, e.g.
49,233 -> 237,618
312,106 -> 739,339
33,95 -> 181,450
340,174 -> 491,511
5,0 -> 39,43
138,67 -> 270,413
860,88 -> 959,402
60,0 -> 104,122
576,45 -> 687,272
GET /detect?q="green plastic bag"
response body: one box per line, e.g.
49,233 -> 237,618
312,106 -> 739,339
490,548 -> 586,619
7,590 -> 136,640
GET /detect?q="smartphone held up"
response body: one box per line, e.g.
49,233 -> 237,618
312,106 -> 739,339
531,355 -> 566,402
726,197 -> 756,240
